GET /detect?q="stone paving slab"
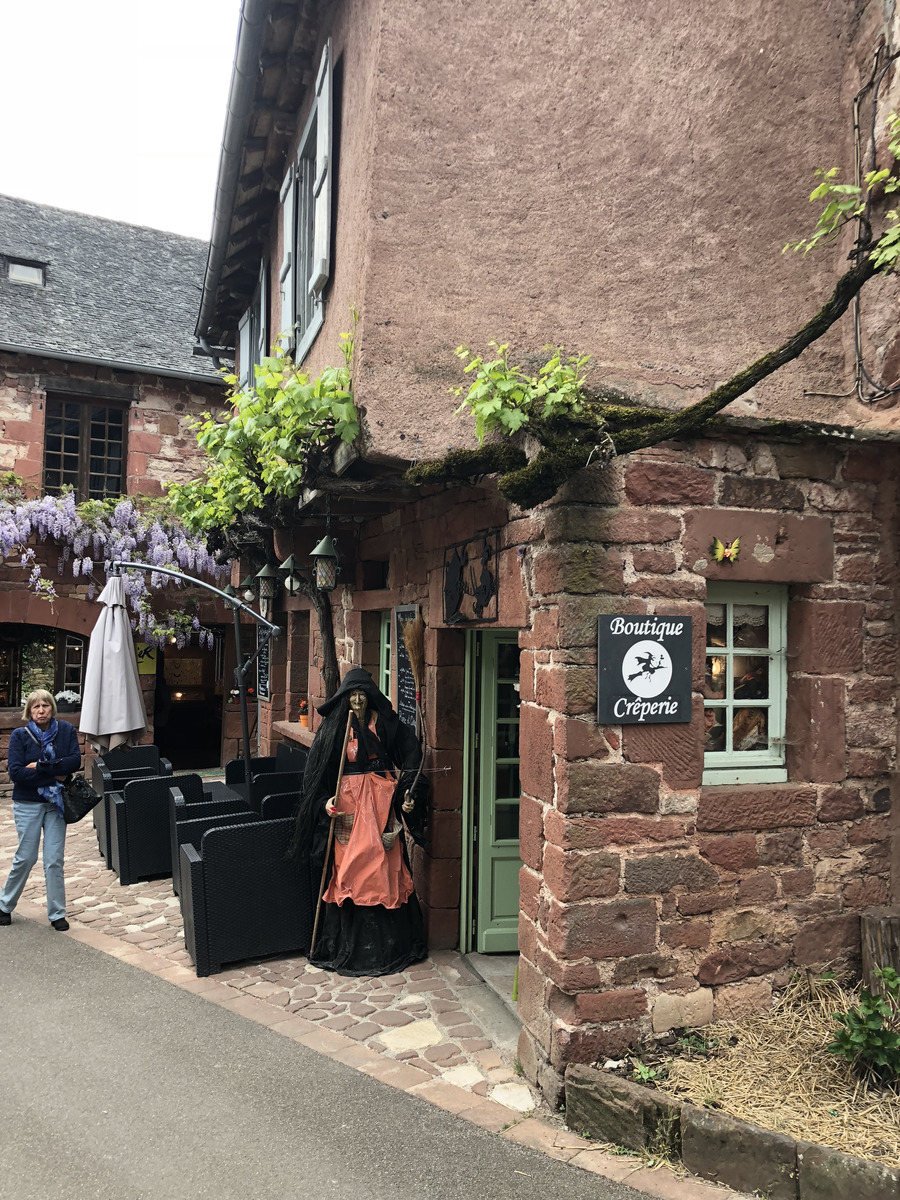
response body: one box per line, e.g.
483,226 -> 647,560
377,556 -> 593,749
0,805 -> 748,1200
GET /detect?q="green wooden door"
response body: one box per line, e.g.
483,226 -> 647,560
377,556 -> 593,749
475,632 -> 522,952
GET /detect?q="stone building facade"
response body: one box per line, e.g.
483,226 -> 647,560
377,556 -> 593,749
195,0 -> 900,1101
0,195 -> 226,777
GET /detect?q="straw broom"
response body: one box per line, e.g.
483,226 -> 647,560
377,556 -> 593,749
402,614 -> 426,807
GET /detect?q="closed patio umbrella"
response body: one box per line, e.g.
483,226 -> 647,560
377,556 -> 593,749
80,575 -> 147,753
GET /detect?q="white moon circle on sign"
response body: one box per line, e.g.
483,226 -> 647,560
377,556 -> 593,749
622,640 -> 673,698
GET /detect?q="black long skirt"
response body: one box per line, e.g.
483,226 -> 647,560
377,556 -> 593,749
309,893 -> 427,977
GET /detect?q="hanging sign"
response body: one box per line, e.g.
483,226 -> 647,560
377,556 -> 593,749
256,625 -> 271,702
135,643 -> 157,676
597,615 -> 693,724
394,606 -> 418,729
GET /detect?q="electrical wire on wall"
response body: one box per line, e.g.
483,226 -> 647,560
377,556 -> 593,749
853,43 -> 900,403
804,42 -> 900,403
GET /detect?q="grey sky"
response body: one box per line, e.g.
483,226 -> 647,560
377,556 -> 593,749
0,1 -> 241,240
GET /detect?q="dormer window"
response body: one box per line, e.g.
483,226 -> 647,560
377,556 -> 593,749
8,260 -> 45,286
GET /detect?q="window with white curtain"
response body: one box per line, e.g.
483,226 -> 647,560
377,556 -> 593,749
703,583 -> 788,785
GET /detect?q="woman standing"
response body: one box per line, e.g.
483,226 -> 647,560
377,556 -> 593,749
291,668 -> 428,976
0,689 -> 81,930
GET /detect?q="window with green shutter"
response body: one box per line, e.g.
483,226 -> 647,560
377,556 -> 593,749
703,583 -> 788,785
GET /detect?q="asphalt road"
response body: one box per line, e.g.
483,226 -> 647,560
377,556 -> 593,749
0,918 -> 645,1200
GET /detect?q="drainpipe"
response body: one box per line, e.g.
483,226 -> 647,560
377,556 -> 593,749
195,0 -> 270,345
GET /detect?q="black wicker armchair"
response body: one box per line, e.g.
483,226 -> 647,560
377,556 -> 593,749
108,772 -> 210,885
168,783 -> 252,896
247,770 -> 304,813
224,741 -> 308,785
92,745 -> 173,863
180,818 -> 312,977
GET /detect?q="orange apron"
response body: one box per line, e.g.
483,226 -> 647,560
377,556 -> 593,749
323,724 -> 413,909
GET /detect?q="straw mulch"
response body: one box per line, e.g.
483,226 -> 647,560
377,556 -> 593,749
655,972 -> 900,1170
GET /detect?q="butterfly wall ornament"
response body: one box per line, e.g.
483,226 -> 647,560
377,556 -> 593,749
711,536 -> 741,564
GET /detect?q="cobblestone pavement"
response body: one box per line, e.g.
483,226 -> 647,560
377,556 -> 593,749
0,802 -> 745,1200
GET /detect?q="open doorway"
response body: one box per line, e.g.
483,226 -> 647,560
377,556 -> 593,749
153,627 -> 226,770
462,630 -> 522,954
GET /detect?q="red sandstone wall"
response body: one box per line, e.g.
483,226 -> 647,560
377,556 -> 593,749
349,0 -> 868,458
248,1 -> 900,463
257,431 -> 897,1103
515,437 -> 898,1101
0,351 -> 225,496
0,350 -> 228,771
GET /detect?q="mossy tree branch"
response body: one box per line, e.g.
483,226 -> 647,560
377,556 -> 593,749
406,249 -> 881,509
609,250 -> 879,456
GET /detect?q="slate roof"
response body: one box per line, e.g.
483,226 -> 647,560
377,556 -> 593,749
0,194 -> 219,381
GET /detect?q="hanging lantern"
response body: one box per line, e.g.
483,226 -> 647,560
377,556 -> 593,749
239,575 -> 257,603
255,563 -> 278,602
310,536 -> 340,591
277,554 -> 304,597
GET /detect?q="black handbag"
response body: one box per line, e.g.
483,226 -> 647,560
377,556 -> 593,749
62,775 -> 101,824
23,725 -> 100,823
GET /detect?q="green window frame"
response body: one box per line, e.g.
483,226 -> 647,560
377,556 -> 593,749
703,582 -> 787,785
379,610 -> 391,701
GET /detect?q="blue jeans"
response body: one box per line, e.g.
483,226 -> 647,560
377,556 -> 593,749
0,801 -> 67,921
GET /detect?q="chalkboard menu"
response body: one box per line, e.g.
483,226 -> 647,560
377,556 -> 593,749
256,625 -> 271,702
394,606 -> 418,729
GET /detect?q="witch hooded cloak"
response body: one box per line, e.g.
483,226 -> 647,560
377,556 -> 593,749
290,668 -> 428,975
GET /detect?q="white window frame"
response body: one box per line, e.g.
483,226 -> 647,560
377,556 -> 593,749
379,609 -> 392,702
279,38 -> 333,362
8,260 -> 44,286
702,582 -> 787,786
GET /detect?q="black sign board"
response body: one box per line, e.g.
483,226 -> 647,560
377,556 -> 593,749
256,625 -> 271,702
394,606 -> 418,729
597,615 -> 692,724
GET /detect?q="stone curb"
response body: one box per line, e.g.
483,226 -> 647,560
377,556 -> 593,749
11,896 -> 745,1200
565,1064 -> 900,1199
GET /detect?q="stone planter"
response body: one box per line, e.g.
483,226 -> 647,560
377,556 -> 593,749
565,1064 -> 900,1200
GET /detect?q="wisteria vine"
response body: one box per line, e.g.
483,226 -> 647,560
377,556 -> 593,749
0,480 -> 231,649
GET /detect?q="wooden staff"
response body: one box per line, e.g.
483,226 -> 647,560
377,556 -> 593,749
310,708 -> 354,957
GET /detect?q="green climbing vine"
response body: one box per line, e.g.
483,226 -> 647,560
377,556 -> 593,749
452,343 -> 591,441
168,318 -> 357,544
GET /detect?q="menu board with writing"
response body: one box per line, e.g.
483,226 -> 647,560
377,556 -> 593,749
394,606 -> 418,729
256,625 -> 271,702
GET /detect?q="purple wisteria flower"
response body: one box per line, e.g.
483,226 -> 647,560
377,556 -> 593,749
0,488 -> 230,650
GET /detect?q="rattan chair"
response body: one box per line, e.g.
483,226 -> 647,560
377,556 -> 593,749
224,741 -> 308,785
247,770 -> 304,813
108,773 -> 195,885
92,746 -> 172,862
168,783 -> 252,896
258,790 -> 299,819
180,818 -> 312,977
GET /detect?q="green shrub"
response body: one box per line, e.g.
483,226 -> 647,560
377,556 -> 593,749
827,966 -> 900,1085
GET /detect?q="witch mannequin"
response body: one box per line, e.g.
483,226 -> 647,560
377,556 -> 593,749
291,668 -> 427,976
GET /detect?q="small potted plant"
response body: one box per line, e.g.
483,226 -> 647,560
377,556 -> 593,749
55,689 -> 81,713
298,699 -> 309,727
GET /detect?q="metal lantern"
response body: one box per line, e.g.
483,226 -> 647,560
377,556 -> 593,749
310,536 -> 340,591
255,564 -> 279,602
239,575 -> 257,603
277,554 -> 304,598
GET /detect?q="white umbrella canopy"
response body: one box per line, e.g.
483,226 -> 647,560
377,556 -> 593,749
80,575 -> 148,753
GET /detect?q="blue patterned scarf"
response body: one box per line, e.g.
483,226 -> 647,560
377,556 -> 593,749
28,719 -> 64,817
